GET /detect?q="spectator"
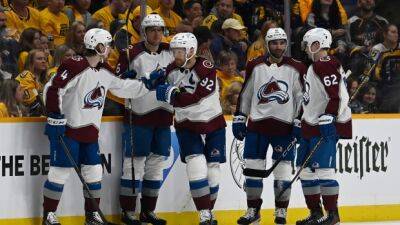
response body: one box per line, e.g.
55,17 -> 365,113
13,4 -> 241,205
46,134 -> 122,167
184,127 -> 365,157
86,19 -> 105,30
64,0 -> 92,26
154,0 -> 182,37
202,0 -> 244,30
15,49 -> 48,116
351,83 -> 378,113
39,33 -> 54,69
210,18 -> 247,70
292,0 -> 347,29
35,0 -> 49,10
0,79 -> 26,117
348,0 -> 388,51
193,25 -> 214,63
347,76 -> 359,98
92,0 -> 129,31
373,44 -> 400,113
4,0 -> 40,40
47,45 -> 75,80
114,5 -> 153,51
65,21 -> 86,55
247,20 -> 278,62
221,81 -> 242,115
39,0 -> 70,47
176,0 -> 203,33
0,7 -> 19,75
17,27 -> 41,73
305,0 -> 349,56
216,50 -> 244,97
370,24 -> 399,62
0,55 -> 12,79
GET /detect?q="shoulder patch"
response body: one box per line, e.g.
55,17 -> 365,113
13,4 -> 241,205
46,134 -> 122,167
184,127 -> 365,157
202,60 -> 214,69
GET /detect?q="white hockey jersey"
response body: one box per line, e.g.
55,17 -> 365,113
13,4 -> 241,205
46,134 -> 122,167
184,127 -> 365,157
302,56 -> 352,139
236,56 -> 305,136
166,58 -> 226,133
116,42 -> 175,126
44,56 -> 149,142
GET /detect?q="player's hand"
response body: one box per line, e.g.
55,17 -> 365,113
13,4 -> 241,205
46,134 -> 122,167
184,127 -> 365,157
121,70 -> 137,79
141,68 -> 166,90
44,113 -> 66,138
156,84 -> 179,103
232,114 -> 247,141
318,114 -> 337,139
292,118 -> 302,141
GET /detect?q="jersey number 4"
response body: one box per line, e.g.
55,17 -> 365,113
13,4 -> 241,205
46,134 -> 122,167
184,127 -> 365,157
323,74 -> 338,87
200,77 -> 214,91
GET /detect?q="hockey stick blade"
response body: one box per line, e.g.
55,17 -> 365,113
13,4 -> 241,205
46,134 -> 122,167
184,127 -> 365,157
243,138 -> 297,178
276,137 -> 324,200
59,136 -> 118,225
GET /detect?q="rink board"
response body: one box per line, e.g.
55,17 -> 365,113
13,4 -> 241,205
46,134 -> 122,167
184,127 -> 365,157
0,115 -> 399,225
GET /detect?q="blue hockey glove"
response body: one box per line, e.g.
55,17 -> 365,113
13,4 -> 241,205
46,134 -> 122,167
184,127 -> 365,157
44,113 -> 66,139
232,114 -> 247,141
156,84 -> 179,103
318,114 -> 337,138
141,68 -> 166,90
292,118 -> 302,141
120,70 -> 137,79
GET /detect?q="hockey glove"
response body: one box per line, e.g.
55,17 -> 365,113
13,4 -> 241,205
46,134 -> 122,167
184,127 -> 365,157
232,114 -> 247,141
156,84 -> 179,104
141,68 -> 166,90
120,69 -> 137,79
45,113 -> 67,139
318,114 -> 337,139
292,118 -> 302,141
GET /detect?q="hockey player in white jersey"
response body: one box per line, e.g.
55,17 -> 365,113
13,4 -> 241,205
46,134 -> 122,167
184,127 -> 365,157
233,28 -> 306,225
115,14 -> 174,225
296,28 -> 352,225
41,28 -> 163,225
155,33 -> 226,225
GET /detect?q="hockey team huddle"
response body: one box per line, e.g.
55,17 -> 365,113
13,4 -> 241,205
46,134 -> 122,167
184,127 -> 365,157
41,13 -> 352,225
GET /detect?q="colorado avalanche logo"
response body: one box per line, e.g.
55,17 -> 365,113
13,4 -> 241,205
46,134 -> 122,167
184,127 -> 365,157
257,77 -> 289,104
83,82 -> 106,109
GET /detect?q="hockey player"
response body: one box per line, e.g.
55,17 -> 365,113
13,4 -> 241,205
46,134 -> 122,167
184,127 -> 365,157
296,28 -> 352,225
41,28 -> 163,225
155,32 -> 226,225
115,14 -> 174,225
233,28 -> 305,225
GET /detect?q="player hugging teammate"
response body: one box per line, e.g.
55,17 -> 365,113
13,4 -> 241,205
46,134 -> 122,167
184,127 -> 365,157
41,26 -> 352,225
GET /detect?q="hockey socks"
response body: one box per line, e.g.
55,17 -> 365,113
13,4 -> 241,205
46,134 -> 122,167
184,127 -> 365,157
320,179 -> 339,211
189,178 -> 212,210
43,180 -> 63,212
274,180 -> 291,208
244,178 -> 263,208
120,179 -> 141,211
300,179 -> 321,210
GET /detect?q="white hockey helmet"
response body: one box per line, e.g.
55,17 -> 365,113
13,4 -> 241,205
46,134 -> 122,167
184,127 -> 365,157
170,32 -> 198,67
265,27 -> 287,44
265,28 -> 288,57
84,28 -> 112,50
141,14 -> 165,29
302,27 -> 332,51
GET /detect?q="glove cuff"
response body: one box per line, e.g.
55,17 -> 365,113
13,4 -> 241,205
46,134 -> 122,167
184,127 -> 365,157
318,114 -> 335,125
47,113 -> 67,126
233,115 -> 247,123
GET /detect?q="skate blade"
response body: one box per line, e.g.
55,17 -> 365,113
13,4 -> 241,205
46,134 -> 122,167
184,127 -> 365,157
252,219 -> 261,225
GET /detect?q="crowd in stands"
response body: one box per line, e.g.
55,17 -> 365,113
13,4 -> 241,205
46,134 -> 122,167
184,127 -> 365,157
0,0 -> 399,118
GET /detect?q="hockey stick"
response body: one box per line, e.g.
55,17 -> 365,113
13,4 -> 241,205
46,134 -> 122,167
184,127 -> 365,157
349,64 -> 376,102
58,136 -> 118,225
243,138 -> 297,178
276,137 -> 324,200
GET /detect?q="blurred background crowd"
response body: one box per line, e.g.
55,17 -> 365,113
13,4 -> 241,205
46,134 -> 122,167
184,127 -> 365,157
0,0 -> 399,118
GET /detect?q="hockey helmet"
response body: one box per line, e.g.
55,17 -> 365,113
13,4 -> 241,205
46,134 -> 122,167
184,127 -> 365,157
170,32 -> 198,67
84,28 -> 112,50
